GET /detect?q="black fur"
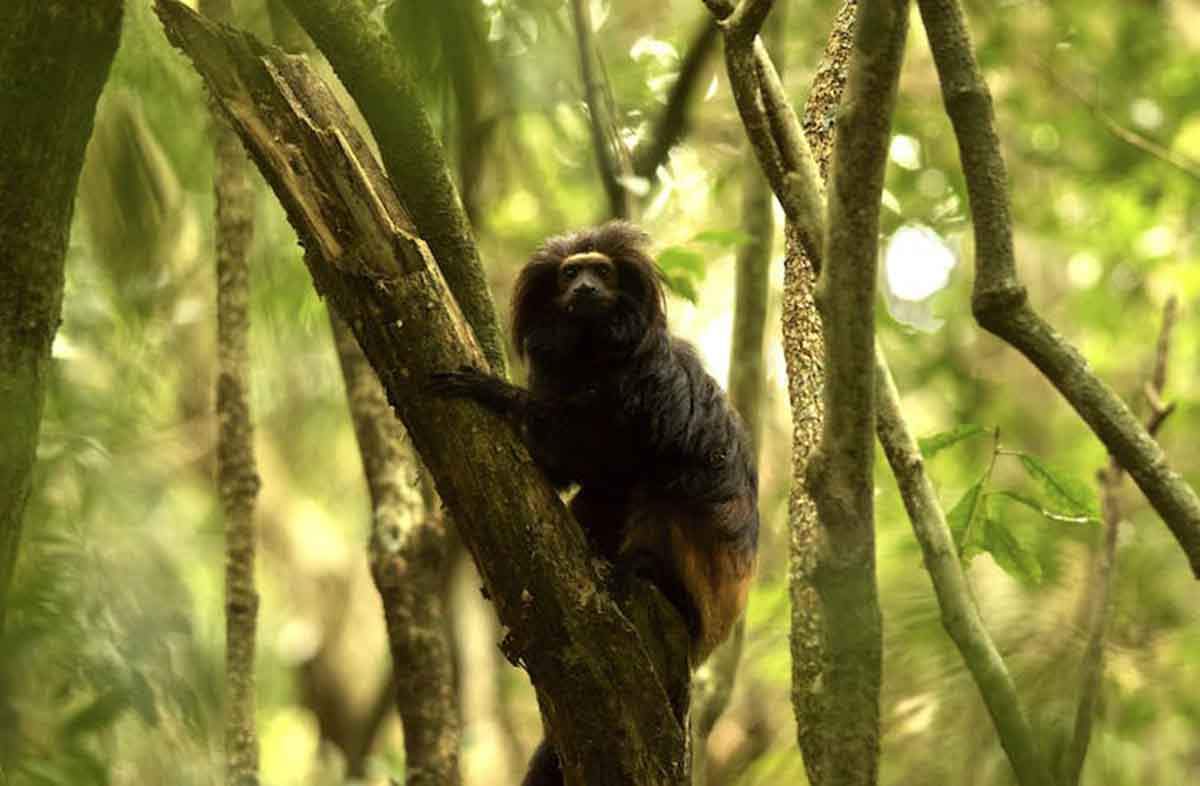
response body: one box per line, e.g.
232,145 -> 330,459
431,221 -> 758,786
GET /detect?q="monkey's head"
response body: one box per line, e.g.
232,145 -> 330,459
512,221 -> 667,363
555,251 -> 618,317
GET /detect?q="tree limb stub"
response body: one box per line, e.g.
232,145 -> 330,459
153,3 -> 689,783
916,0 -> 1200,578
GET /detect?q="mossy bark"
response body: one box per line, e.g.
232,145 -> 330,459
0,0 -> 124,627
280,0 -> 507,376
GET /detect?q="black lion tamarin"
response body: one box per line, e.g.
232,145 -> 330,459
432,221 -> 758,786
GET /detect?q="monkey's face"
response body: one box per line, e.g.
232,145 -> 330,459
556,252 -> 618,318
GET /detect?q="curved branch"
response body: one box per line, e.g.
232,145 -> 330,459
725,0 -> 774,45
916,0 -> 1200,578
708,0 -> 823,263
631,18 -> 721,180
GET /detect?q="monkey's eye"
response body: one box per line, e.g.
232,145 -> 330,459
562,265 -> 579,279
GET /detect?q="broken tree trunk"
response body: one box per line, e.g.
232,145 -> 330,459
154,3 -> 691,784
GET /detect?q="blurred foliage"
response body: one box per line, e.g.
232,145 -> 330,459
3,1 -> 1199,785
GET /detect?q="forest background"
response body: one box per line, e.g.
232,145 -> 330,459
2,1 -> 1200,785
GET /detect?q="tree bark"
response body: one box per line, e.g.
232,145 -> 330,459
330,312 -> 462,786
154,4 -> 691,783
0,0 -> 124,628
198,1 -> 262,783
280,0 -> 507,376
799,6 -> 908,784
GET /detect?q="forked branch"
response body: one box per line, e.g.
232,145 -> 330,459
915,0 -> 1200,578
704,2 -> 1055,784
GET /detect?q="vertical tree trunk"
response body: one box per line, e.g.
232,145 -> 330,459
0,0 -> 123,627
330,312 -> 462,786
781,2 -> 854,782
802,4 -> 909,783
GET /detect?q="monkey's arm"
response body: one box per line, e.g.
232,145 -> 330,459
429,367 -> 531,419
431,367 -> 584,489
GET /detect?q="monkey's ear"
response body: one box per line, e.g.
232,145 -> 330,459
615,251 -> 667,329
510,259 -> 560,359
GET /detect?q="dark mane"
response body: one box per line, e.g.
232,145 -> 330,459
511,221 -> 666,361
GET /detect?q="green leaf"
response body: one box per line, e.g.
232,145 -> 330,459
981,512 -> 1043,584
662,271 -> 699,303
947,475 -> 987,557
918,424 -> 988,458
992,489 -> 1099,525
1017,454 -> 1100,518
657,246 -> 707,278
691,228 -> 752,248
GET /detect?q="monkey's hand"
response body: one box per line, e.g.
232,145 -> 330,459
428,366 -> 492,397
428,366 -> 530,419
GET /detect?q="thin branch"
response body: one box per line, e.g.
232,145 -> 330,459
569,0 -> 632,219
631,18 -> 721,180
916,0 -> 1200,578
198,1 -> 261,783
1063,295 -> 1179,786
1038,63 -> 1200,184
876,349 -> 1055,786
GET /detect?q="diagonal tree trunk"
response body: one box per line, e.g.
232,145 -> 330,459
155,4 -> 692,783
